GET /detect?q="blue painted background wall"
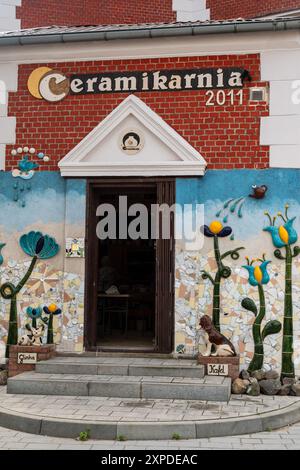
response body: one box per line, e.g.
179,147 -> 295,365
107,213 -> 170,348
0,172 -> 86,232
176,169 -> 300,240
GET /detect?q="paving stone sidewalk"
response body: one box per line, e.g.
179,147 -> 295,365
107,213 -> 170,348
0,386 -> 297,422
0,422 -> 300,449
1,385 -> 300,448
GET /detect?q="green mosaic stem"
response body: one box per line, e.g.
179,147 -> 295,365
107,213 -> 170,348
47,314 -> 54,344
212,271 -> 221,332
6,294 -> 18,358
248,284 -> 265,373
281,245 -> 295,380
203,234 -> 242,334
213,236 -> 222,332
212,236 -> 235,332
15,256 -> 37,295
1,256 -> 37,358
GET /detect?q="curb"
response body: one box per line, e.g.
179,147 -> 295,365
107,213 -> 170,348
0,400 -> 300,440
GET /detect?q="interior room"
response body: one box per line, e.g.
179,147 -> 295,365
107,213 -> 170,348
96,187 -> 156,350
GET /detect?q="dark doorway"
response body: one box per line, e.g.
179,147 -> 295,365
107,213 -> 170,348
96,187 -> 156,349
84,178 -> 175,353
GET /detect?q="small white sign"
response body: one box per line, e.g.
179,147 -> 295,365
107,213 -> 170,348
17,352 -> 37,365
207,363 -> 229,376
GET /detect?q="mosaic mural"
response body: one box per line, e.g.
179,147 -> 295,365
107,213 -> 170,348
0,167 -> 300,377
0,172 -> 86,357
175,169 -> 300,375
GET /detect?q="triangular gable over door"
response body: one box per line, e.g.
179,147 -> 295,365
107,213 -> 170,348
59,95 -> 207,177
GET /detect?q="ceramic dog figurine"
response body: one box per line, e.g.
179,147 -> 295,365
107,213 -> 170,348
199,315 -> 236,357
18,323 -> 45,346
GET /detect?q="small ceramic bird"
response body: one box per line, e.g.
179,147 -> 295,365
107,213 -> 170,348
249,185 -> 268,199
18,155 -> 38,173
0,243 -> 6,266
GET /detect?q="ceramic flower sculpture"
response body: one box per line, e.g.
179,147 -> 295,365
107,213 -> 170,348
26,306 -> 42,328
201,220 -> 244,332
264,205 -> 300,380
0,231 -> 59,357
0,243 -> 5,266
242,254 -> 281,373
43,304 -> 62,344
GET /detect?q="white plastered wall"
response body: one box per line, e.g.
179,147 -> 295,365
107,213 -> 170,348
0,63 -> 17,170
172,0 -> 210,21
0,0 -> 21,32
261,50 -> 300,168
0,1 -> 20,169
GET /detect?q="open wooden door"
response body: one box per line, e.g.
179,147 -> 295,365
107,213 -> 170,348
155,179 -> 175,353
84,182 -> 99,350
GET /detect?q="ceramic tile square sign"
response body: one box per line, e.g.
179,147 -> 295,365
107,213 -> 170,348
17,352 -> 37,364
66,238 -> 85,258
207,363 -> 229,376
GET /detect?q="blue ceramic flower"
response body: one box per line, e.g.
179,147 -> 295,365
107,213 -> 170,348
0,243 -> 5,266
264,205 -> 298,248
242,259 -> 271,287
203,220 -> 232,238
264,217 -> 298,248
26,306 -> 42,320
20,231 -> 59,259
18,155 -> 39,173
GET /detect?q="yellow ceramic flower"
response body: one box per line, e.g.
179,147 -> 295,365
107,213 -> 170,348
203,221 -> 232,238
253,265 -> 263,284
278,225 -> 289,245
48,303 -> 57,313
209,220 -> 223,234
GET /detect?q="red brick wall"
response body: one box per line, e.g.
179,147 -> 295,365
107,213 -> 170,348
207,0 -> 300,19
17,0 -> 176,29
16,0 -> 300,30
6,54 -> 269,171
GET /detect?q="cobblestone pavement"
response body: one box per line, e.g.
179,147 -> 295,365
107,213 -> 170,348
0,422 -> 299,449
0,386 -> 298,422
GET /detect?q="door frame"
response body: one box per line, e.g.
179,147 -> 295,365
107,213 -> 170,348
84,177 -> 175,353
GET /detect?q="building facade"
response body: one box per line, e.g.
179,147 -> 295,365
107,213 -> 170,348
0,1 -> 300,377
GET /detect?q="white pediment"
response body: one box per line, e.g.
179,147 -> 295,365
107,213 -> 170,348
59,95 -> 207,177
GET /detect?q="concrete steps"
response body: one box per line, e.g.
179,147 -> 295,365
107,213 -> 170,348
7,357 -> 231,402
7,371 -> 231,401
35,357 -> 205,378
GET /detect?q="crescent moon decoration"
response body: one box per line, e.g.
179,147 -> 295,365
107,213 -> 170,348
27,67 -> 52,100
38,71 -> 70,102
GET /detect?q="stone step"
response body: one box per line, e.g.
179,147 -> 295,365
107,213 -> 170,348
7,372 -> 231,402
35,357 -> 205,379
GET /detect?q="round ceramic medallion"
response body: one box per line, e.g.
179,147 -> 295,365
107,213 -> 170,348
119,129 -> 144,155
